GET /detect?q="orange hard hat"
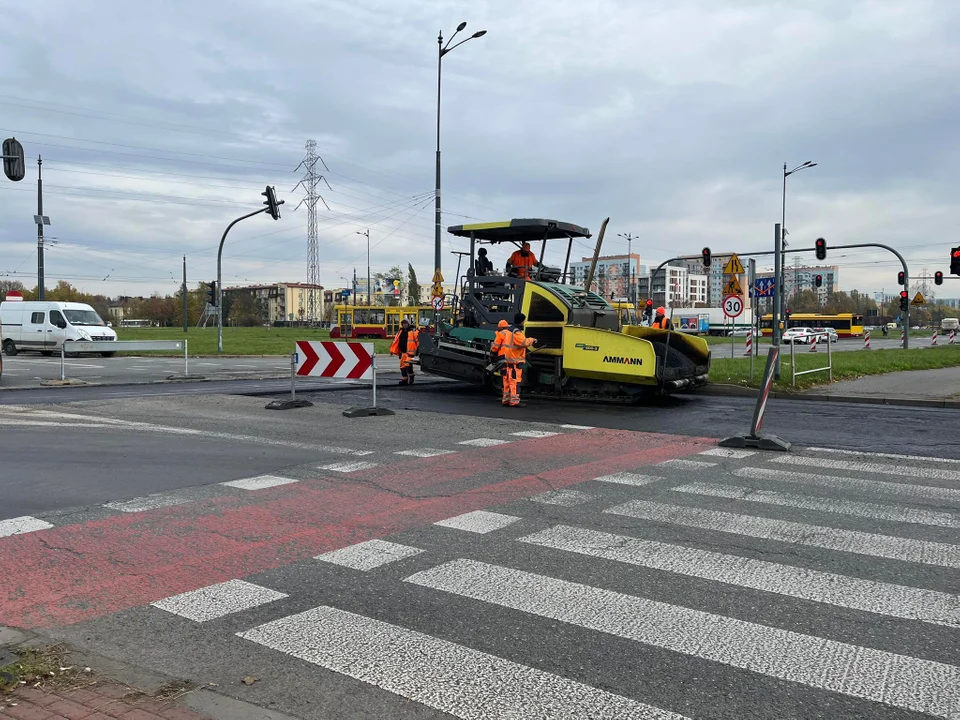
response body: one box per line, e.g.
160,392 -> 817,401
656,306 -> 666,314
497,320 -> 509,328
646,299 -> 653,306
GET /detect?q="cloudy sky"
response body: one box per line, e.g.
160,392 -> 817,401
1,0 -> 958,301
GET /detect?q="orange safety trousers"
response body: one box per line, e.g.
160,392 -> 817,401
502,365 -> 523,406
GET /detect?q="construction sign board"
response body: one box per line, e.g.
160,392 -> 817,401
723,253 -> 745,275
911,292 -> 926,305
722,275 -> 744,296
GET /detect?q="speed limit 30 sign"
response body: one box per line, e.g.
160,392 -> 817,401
722,294 -> 744,318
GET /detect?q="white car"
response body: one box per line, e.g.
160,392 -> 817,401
811,327 -> 839,343
782,327 -> 818,344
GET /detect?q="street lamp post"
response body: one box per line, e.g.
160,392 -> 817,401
435,22 -> 486,296
774,160 -> 817,377
357,229 -> 370,305
618,232 -> 637,307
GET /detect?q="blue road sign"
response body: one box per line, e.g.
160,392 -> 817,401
751,277 -> 775,298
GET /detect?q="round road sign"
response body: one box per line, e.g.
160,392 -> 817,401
722,294 -> 744,318
432,295 -> 444,311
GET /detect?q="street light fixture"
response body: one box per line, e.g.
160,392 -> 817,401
357,229 -> 370,305
617,232 -> 637,306
434,21 -> 486,300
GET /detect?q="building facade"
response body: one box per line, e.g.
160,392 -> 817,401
568,254 -> 642,301
224,282 -> 324,325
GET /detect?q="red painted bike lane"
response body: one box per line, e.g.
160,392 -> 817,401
0,429 -> 714,630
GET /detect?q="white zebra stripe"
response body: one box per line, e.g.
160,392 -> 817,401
772,455 -> 960,482
733,467 -> 960,503
406,559 -> 960,718
807,447 -> 960,465
519,525 -> 960,627
604,500 -> 960,568
238,605 -> 688,720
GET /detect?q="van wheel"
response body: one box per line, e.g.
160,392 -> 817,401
2,340 -> 17,356
40,351 -> 53,357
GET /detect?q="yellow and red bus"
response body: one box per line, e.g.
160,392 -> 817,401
759,312 -> 864,338
330,305 -> 454,338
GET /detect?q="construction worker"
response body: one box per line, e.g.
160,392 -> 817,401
507,242 -> 537,280
642,299 -> 654,326
489,319 -> 511,404
651,306 -> 674,330
499,312 -> 536,407
390,318 -> 419,385
475,247 -> 494,276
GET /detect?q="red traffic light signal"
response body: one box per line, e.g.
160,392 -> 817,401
952,247 -> 960,276
899,290 -> 908,299
815,237 -> 826,260
935,271 -> 943,285
814,274 -> 823,288
897,271 -> 905,285
701,247 -> 711,267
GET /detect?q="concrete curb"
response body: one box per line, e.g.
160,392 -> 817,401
700,383 -> 960,409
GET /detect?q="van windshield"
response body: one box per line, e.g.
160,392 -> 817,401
63,309 -> 105,326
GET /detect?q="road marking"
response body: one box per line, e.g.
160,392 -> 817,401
673,482 -> 960,528
221,475 -> 299,491
560,424 -> 595,430
434,510 -> 520,534
605,500 -> 960,568
734,467 -> 960,503
772,455 -> 960,482
315,539 -> 424,571
529,489 -> 594,507
511,430 -> 559,438
808,447 -> 960,465
103,494 -> 192,513
698,448 -> 757,459
0,419 -> 117,428
593,472 -> 664,487
656,459 -> 717,469
405,559 -> 960,718
315,446 -> 375,456
458,438 -> 511,447
151,579 -> 287,622
394,448 -> 456,458
316,460 -> 380,473
0,516 -> 54,538
519,525 -> 960,628
237,605 -> 687,720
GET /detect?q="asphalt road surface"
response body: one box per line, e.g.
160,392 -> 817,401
1,387 -> 958,719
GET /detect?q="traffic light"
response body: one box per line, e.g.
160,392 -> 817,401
899,290 -> 908,312
784,309 -> 791,320
935,271 -> 943,286
262,185 -> 283,220
897,271 -> 905,286
814,274 -> 822,288
815,237 -> 826,260
2,137 -> 25,182
207,281 -> 217,306
952,247 -> 960,276
702,247 -> 711,267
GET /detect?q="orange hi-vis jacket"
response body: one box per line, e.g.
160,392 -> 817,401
508,249 -> 536,279
497,325 -> 534,364
390,328 -> 418,356
651,316 -> 670,329
490,320 -> 510,356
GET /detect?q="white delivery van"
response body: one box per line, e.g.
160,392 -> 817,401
941,317 -> 959,332
1,300 -> 118,356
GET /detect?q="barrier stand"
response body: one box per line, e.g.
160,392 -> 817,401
951,330 -> 956,345
50,340 -> 199,385
265,351 -> 314,410
343,352 -> 395,418
900,330 -> 905,348
791,333 -> 832,387
719,346 -> 791,451
863,330 -> 871,350
809,336 -> 818,353
932,329 -> 938,346
744,333 -> 752,357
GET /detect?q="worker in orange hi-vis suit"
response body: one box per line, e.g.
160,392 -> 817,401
651,306 -> 674,330
389,318 -> 419,385
489,319 -> 511,405
507,242 -> 537,279
499,312 -> 536,407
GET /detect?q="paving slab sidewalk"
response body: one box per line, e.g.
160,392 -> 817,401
803,365 -> 960,401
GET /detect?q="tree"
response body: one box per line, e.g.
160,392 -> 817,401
407,264 -> 421,306
0,280 -> 29,299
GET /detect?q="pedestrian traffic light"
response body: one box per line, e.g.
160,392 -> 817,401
815,237 -> 826,260
952,247 -> 960,276
935,271 -> 943,285
897,271 -> 905,286
899,290 -> 908,312
785,309 -> 791,320
261,185 -> 283,220
814,274 -> 822,288
702,247 -> 711,267
207,281 -> 217,306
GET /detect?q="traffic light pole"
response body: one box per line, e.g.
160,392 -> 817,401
217,207 -> 269,353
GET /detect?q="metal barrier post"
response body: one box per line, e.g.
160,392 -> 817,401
791,340 -> 796,387
60,343 -> 65,381
184,339 -> 189,376
290,351 -> 296,402
719,346 -> 790,451
265,347 -> 312,410
372,352 -> 377,409
828,332 -> 833,382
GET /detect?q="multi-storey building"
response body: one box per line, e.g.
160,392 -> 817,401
568,254 -> 642,301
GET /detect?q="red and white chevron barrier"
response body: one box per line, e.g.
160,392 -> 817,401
932,329 -> 939,346
744,332 -> 753,356
809,336 -> 818,353
295,340 -> 374,379
900,330 -> 905,348
863,330 -> 871,350
951,330 -> 956,345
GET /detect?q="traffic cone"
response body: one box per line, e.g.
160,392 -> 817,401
932,329 -> 939,346
863,330 -> 871,350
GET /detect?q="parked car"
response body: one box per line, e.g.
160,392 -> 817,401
811,327 -> 839,343
782,327 -> 818,344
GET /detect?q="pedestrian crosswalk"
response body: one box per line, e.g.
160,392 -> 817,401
97,446 -> 960,718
